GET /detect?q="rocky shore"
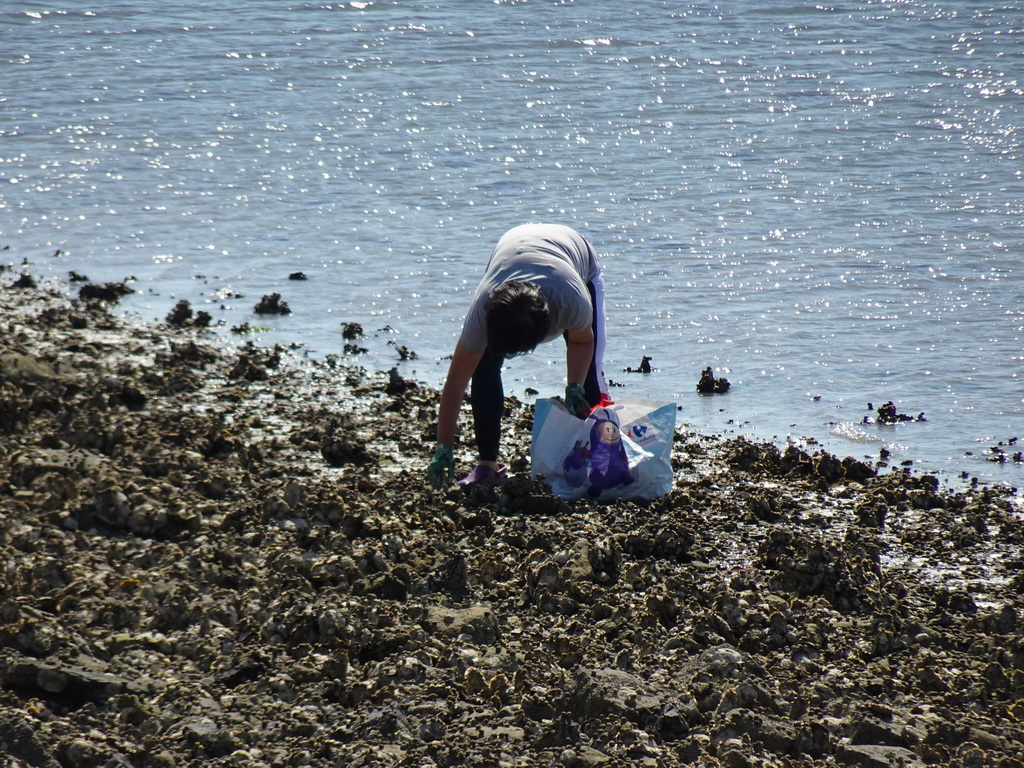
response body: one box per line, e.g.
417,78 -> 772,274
1,274 -> 1023,768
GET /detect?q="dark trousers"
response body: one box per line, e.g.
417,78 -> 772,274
470,281 -> 603,462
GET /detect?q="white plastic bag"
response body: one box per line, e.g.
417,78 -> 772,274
531,398 -> 676,501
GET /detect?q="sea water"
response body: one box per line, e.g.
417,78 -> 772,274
2,1 -> 1021,492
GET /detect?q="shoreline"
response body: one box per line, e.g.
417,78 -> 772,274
2,274 -> 1023,766
11,252 -> 1023,496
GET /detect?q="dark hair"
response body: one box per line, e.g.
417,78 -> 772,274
485,280 -> 550,359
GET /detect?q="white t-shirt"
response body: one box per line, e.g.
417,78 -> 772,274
458,224 -> 600,355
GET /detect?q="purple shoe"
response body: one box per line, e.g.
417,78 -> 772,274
457,463 -> 509,489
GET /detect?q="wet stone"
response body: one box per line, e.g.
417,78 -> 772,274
836,744 -> 925,768
253,293 -> 290,315
78,281 -> 133,303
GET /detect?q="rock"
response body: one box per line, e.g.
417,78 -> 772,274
836,744 -> 925,768
850,713 -> 923,749
321,433 -> 376,467
166,299 -> 194,326
711,708 -> 795,755
78,281 -> 133,303
385,367 -> 417,395
536,714 -> 580,748
697,366 -> 731,393
421,605 -> 500,644
365,571 -> 408,601
0,713 -> 60,768
624,355 -> 653,373
426,552 -> 469,600
0,353 -> 66,385
60,737 -> 128,768
9,272 -> 38,289
571,667 -> 698,733
178,718 -> 241,757
253,293 -> 290,315
389,342 -> 417,361
1,654 -> 129,704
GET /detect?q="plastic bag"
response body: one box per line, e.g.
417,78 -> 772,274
531,398 -> 676,501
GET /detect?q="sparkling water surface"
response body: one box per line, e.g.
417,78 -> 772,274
2,1 -> 1022,491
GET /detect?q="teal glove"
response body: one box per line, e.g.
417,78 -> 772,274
564,383 -> 590,418
427,443 -> 455,489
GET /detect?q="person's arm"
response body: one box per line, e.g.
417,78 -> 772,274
565,326 -> 595,387
436,341 -> 483,445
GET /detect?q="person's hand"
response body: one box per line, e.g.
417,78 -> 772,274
564,383 -> 590,418
427,443 -> 455,489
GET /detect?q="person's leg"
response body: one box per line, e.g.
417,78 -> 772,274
469,349 -> 505,463
584,269 -> 609,407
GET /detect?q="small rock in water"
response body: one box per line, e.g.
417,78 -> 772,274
392,343 -> 417,361
697,366 -> 730,393
166,299 -> 194,326
624,355 -> 654,373
868,401 -> 923,424
78,281 -> 134,303
167,299 -> 214,328
253,293 -> 291,315
342,322 -> 364,339
9,273 -> 38,289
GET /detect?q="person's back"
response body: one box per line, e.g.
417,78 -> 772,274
428,224 -> 609,490
458,223 -> 599,356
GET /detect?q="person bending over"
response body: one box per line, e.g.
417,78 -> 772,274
428,223 -> 610,489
